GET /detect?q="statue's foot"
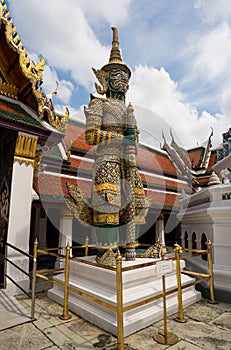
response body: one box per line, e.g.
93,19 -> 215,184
96,247 -> 117,266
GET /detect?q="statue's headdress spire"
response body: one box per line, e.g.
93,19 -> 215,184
101,27 -> 131,77
109,27 -> 123,63
92,27 -> 131,95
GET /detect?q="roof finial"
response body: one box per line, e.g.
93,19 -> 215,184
109,27 -> 123,63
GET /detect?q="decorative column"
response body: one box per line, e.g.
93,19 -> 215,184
37,208 -> 47,249
6,132 -> 38,295
156,213 -> 165,247
56,210 -> 73,268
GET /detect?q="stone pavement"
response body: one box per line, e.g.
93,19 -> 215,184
0,290 -> 230,350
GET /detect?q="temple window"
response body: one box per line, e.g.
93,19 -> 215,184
192,232 -> 197,250
184,231 -> 188,249
201,233 -> 207,261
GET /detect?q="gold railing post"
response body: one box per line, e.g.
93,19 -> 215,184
174,246 -> 187,323
153,247 -> 178,345
116,250 -> 124,350
59,243 -> 72,320
207,240 -> 217,304
31,239 -> 38,319
85,236 -> 89,256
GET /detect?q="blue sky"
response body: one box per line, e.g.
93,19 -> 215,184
6,0 -> 231,149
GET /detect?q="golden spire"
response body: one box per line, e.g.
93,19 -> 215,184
108,27 -> 123,63
101,27 -> 131,77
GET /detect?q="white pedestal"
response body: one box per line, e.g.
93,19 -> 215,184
179,183 -> 231,302
48,257 -> 201,337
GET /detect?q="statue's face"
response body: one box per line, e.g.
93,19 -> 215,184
108,69 -> 129,94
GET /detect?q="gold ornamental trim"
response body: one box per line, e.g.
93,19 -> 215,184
93,212 -> 119,225
0,0 -> 45,91
14,156 -> 34,167
0,0 -> 69,132
0,79 -> 18,99
14,133 -> 38,167
134,187 -> 145,195
94,182 -> 120,193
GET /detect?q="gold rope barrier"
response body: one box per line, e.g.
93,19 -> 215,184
174,240 -> 217,323
207,240 -> 217,304
31,239 -> 38,319
33,239 -> 217,348
174,246 -> 187,323
153,247 -> 179,345
59,244 -> 71,320
116,251 -> 124,350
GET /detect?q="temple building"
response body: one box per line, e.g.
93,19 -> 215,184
0,0 -> 230,304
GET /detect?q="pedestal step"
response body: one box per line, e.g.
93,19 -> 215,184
48,256 -> 201,337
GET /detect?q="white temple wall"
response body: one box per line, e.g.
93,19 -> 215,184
5,132 -> 38,295
6,161 -> 34,295
178,183 -> 231,302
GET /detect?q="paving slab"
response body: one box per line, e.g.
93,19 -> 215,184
165,319 -> 231,350
0,290 -> 31,331
182,298 -> 224,323
43,323 -> 95,349
166,339 -> 204,349
17,293 -> 78,331
0,322 -> 53,350
211,312 -> 231,332
1,292 -> 231,350
125,325 -> 169,350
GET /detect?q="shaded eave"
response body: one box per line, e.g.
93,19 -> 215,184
0,21 -> 38,112
0,96 -> 63,146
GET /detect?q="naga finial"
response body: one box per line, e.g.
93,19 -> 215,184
162,130 -> 166,144
170,128 -> 174,142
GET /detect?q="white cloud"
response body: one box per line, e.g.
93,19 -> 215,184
192,23 -> 231,82
8,1 -> 104,89
180,21 -> 231,115
128,65 -> 229,148
42,65 -> 59,94
221,88 -> 231,116
72,0 -> 131,25
56,81 -> 74,105
8,0 -> 131,91
69,106 -> 85,122
194,0 -> 231,24
40,64 -> 74,105
7,1 -> 230,150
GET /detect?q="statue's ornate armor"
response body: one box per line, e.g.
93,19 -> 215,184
85,97 -> 146,227
66,27 -> 149,261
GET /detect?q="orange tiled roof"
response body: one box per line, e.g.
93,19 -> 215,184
34,119 -> 196,210
34,171 -> 183,210
141,172 -> 191,192
34,174 -> 92,200
64,121 -> 95,153
137,146 -> 179,176
69,158 -> 93,172
188,147 -> 205,168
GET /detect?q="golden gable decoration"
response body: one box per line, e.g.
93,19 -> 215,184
0,0 -> 69,132
0,79 -> 18,99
